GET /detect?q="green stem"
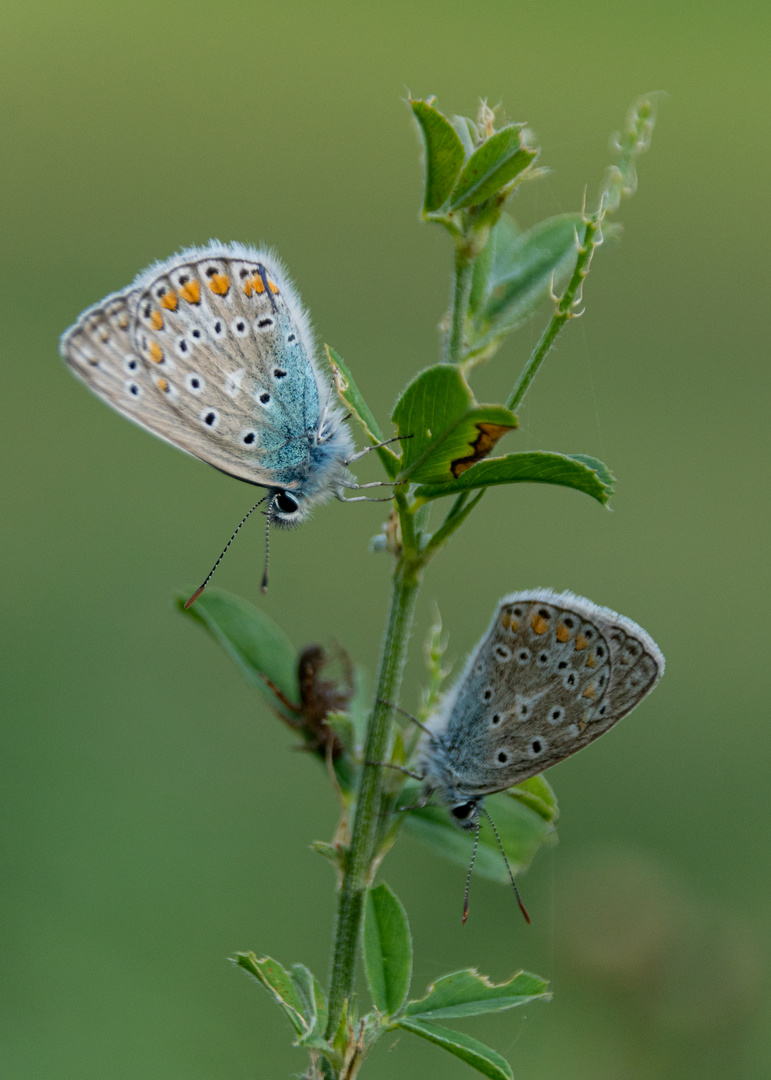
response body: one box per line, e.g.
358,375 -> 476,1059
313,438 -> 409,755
325,559 -> 421,1039
442,247 -> 474,364
506,216 -> 600,412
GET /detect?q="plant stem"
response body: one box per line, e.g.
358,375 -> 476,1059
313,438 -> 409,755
325,559 -> 421,1040
506,217 -> 600,412
442,247 -> 474,364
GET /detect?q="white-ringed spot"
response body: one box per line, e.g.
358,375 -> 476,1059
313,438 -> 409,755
231,317 -> 249,338
255,315 -> 274,332
527,737 -> 546,758
548,706 -> 565,725
123,354 -> 140,373
494,644 -> 512,663
185,373 -> 205,395
123,379 -> 143,399
239,429 -> 258,446
208,318 -> 226,340
516,648 -> 532,666
257,391 -> 271,407
199,408 -> 220,430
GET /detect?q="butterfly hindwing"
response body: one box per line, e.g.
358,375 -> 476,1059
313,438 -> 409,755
437,589 -> 664,796
61,244 -> 325,489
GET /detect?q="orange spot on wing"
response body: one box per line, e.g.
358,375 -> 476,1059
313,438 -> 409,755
160,290 -> 178,311
530,613 -> 549,636
180,280 -> 201,304
149,341 -> 164,362
252,275 -> 265,294
267,279 -> 279,294
577,719 -> 587,731
242,280 -> 253,297
150,310 -> 163,330
118,314 -> 129,328
208,273 -> 231,295
582,685 -> 597,700
556,624 -> 570,643
585,654 -> 596,669
575,634 -> 589,651
500,612 -> 511,629
157,377 -> 168,392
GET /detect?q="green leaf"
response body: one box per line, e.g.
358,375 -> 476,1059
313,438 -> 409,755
290,963 -> 329,1048
235,953 -> 308,1038
468,214 -> 584,354
326,344 -> 400,479
404,969 -> 550,1020
413,450 -> 615,506
410,98 -> 466,213
391,365 -> 517,485
506,774 -> 559,822
363,883 -> 413,1016
401,781 -> 558,885
448,126 -> 537,210
451,114 -> 477,158
394,1018 -> 513,1080
177,589 -> 298,713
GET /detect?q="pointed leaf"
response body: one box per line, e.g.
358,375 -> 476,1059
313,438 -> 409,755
326,344 -> 400,478
401,781 -> 558,885
448,126 -> 537,210
391,366 -> 517,484
363,883 -> 412,1016
178,589 -> 298,712
413,450 -> 615,506
404,969 -> 550,1020
468,214 -> 584,353
235,953 -> 308,1037
411,99 -> 466,213
451,115 -> 477,157
290,964 -> 329,1049
394,1018 -> 513,1080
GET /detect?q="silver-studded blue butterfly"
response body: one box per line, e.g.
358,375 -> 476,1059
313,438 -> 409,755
60,242 -> 357,530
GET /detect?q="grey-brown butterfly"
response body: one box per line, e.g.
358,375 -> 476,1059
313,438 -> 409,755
418,589 -> 665,830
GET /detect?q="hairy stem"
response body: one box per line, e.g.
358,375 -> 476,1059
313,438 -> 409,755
442,247 -> 474,364
506,216 -> 600,412
325,559 -> 421,1039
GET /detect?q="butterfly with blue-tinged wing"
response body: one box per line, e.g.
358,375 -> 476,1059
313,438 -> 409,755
60,241 -> 362,528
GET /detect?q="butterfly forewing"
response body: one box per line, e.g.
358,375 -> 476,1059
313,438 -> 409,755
440,590 -> 664,797
61,247 -> 321,489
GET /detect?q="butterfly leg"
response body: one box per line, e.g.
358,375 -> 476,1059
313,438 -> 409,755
364,760 -> 425,781
344,433 -> 412,465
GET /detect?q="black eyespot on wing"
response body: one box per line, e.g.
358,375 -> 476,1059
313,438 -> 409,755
482,688 -> 493,702
273,368 -> 287,378
531,739 -> 542,754
491,713 -> 501,725
243,432 -> 255,445
563,617 -> 575,629
206,266 -> 218,277
204,411 -> 216,426
259,392 -> 270,404
192,329 -> 201,339
497,751 -> 509,763
538,607 -> 551,619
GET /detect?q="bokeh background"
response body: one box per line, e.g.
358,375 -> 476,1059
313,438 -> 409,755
2,2 -> 768,1077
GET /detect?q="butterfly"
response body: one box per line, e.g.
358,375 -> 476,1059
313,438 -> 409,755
60,242 -> 359,533
417,589 -> 665,829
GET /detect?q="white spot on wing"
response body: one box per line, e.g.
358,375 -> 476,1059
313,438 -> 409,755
225,369 -> 245,398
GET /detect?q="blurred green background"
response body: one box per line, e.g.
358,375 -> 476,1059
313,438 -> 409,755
2,1 -> 768,1077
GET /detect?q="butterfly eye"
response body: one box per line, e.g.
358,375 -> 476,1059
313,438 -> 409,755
451,803 -> 474,820
275,492 -> 299,515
